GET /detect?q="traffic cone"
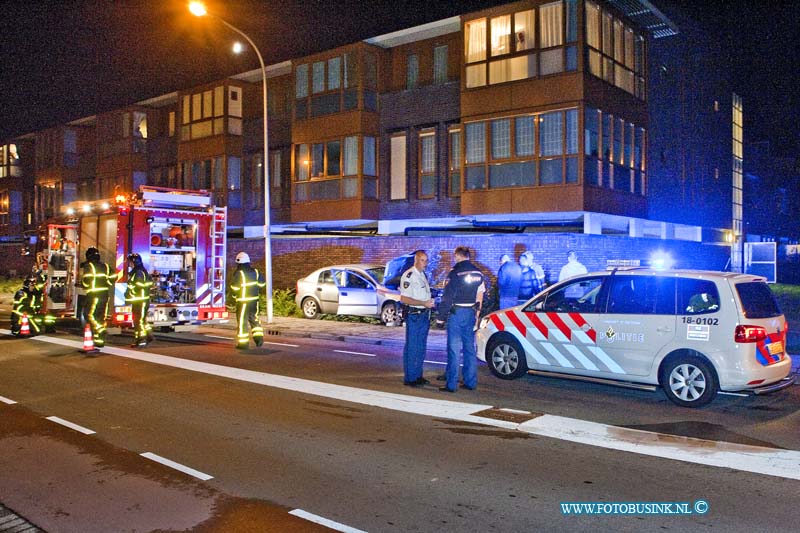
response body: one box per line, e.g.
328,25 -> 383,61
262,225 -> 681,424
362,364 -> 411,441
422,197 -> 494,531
20,313 -> 31,337
81,323 -> 98,354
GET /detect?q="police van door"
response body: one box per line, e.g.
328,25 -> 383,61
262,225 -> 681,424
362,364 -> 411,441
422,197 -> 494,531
335,270 -> 378,316
523,276 -> 608,376
600,275 -> 677,377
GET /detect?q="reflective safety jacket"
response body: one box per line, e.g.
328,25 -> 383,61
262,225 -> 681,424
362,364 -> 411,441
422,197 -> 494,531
125,267 -> 153,302
30,270 -> 46,313
229,265 -> 265,303
81,261 -> 115,294
12,289 -> 30,317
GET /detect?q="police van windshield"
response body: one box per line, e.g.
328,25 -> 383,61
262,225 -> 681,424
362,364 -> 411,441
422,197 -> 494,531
735,282 -> 782,319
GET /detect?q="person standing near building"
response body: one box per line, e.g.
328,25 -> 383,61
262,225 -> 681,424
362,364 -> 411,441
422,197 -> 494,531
558,250 -> 588,282
81,247 -> 114,348
518,252 -> 534,302
527,251 -> 546,295
229,251 -> 265,349
399,250 -> 435,387
125,253 -> 154,347
436,246 -> 485,393
497,254 -> 522,310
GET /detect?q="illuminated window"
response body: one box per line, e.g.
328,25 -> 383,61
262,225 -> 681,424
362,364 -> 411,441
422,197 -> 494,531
390,134 -> 407,200
419,131 -> 437,198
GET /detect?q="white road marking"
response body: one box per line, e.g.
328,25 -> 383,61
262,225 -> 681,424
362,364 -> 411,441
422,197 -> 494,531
7,330 -> 800,481
205,334 -> 234,340
140,452 -> 213,481
334,349 -> 376,357
263,341 -> 300,348
46,416 -> 96,435
719,391 -> 750,397
423,360 -> 448,366
289,509 -> 367,533
0,395 -> 17,405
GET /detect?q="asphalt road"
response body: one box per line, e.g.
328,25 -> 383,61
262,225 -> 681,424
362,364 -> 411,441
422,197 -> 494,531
0,325 -> 798,532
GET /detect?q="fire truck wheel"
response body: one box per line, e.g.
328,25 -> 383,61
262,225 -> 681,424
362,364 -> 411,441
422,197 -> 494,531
302,297 -> 320,319
486,334 -> 528,380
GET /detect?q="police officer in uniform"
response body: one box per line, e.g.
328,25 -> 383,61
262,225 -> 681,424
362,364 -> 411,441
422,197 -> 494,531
229,252 -> 266,349
436,246 -> 485,393
399,250 -> 435,386
81,247 -> 114,348
125,253 -> 154,347
11,278 -> 41,336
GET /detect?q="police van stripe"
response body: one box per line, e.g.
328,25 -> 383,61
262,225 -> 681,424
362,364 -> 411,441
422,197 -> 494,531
563,343 -> 600,371
517,312 -> 546,341
546,312 -> 573,340
496,314 -> 551,366
525,312 -> 550,339
540,342 -> 575,368
569,312 -> 597,343
506,310 -> 528,338
586,345 -> 626,374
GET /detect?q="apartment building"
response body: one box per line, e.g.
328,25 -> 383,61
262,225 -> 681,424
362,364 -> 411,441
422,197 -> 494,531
2,0 -> 747,276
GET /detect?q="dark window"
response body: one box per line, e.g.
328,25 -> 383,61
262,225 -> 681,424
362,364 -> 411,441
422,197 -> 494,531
607,276 -> 675,315
534,277 -> 604,313
735,281 -> 781,319
678,279 -> 721,316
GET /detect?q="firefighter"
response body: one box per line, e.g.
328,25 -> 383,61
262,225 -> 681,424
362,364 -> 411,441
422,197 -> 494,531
125,253 -> 153,347
11,278 -> 41,336
81,247 -> 114,348
229,252 -> 265,349
29,266 -> 53,332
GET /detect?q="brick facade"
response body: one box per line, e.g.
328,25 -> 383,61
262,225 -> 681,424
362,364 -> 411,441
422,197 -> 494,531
229,233 -> 732,291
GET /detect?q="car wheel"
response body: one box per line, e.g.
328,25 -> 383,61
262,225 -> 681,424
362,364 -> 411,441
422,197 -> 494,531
380,302 -> 401,326
661,355 -> 718,408
486,335 -> 528,379
301,297 -> 320,319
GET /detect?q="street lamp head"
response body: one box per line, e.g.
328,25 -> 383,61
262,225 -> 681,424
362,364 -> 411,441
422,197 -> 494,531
188,1 -> 207,17
232,41 -> 244,54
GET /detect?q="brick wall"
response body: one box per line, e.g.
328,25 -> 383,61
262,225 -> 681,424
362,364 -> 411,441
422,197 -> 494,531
229,233 -> 732,290
0,244 -> 35,277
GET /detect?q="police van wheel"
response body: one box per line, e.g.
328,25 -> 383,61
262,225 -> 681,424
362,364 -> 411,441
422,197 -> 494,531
486,335 -> 528,380
301,298 -> 320,319
661,355 -> 718,408
380,302 -> 401,327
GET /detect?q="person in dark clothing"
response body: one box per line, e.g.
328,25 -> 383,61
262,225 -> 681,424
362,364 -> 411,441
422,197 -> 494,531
229,251 -> 266,349
125,253 -> 154,347
11,277 -> 40,336
436,246 -> 485,393
518,252 -> 535,302
497,254 -> 522,309
81,247 -> 114,348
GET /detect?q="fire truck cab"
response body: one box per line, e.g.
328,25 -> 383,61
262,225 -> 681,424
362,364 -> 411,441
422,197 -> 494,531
37,187 -> 228,330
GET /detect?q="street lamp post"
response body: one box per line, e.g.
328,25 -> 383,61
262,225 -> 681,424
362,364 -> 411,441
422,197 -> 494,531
189,2 -> 273,323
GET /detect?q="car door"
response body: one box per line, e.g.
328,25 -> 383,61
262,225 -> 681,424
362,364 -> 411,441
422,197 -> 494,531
511,276 -> 609,376
599,275 -> 677,377
335,270 -> 379,316
317,269 -> 339,313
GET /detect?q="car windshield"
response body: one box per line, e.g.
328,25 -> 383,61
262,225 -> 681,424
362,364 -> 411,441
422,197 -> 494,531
735,281 -> 782,319
365,267 -> 385,285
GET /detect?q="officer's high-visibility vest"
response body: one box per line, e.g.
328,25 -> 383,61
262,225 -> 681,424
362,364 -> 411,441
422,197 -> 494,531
230,267 -> 265,303
125,268 -> 153,302
82,262 -> 114,294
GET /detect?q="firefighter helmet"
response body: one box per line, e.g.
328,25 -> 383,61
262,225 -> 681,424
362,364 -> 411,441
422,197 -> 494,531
127,253 -> 143,268
23,277 -> 33,289
235,252 -> 250,264
86,247 -> 100,262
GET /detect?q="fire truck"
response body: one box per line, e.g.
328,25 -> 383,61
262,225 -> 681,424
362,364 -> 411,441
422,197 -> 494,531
37,187 -> 229,330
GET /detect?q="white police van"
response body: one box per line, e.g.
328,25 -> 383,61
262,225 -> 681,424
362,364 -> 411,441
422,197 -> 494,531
476,269 -> 795,407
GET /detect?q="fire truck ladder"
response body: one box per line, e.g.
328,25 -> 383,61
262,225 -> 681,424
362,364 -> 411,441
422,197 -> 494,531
209,206 -> 227,307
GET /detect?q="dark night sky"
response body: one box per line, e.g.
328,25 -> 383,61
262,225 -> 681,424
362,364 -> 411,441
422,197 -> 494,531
1,0 -> 797,155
